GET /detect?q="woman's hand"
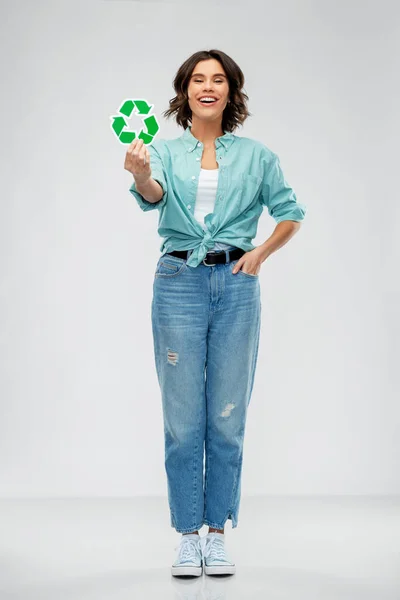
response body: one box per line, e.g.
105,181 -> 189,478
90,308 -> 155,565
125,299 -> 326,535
232,248 -> 264,276
124,138 -> 152,184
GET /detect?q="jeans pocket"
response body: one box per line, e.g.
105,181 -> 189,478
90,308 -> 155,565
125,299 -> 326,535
237,270 -> 259,278
230,259 -> 259,278
155,256 -> 187,277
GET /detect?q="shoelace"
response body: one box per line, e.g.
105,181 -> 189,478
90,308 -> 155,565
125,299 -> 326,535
174,537 -> 201,562
200,536 -> 228,561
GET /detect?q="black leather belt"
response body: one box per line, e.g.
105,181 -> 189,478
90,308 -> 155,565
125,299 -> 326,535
167,247 -> 245,265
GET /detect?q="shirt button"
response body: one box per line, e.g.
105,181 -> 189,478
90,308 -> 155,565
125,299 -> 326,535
192,176 -> 196,179
196,157 -> 200,161
187,204 -> 191,209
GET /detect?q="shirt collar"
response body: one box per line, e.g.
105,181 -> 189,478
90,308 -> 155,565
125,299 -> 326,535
181,125 -> 236,153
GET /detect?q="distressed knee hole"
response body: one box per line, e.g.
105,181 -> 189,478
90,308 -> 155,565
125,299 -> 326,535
221,403 -> 235,417
167,348 -> 179,366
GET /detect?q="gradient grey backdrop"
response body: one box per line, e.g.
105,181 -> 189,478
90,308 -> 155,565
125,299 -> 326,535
1,0 -> 399,498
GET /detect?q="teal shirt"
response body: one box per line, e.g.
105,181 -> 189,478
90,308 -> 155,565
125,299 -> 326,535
129,125 -> 307,268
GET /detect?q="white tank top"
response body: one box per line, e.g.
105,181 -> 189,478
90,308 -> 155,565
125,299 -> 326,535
194,168 -> 235,252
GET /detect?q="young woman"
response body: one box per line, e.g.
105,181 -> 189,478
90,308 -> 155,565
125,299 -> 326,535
124,49 -> 306,577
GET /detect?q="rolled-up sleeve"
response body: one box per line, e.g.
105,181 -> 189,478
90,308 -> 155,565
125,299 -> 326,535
261,153 -> 306,223
128,141 -> 168,212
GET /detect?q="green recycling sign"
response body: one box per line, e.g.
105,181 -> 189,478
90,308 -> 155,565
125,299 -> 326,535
110,98 -> 159,144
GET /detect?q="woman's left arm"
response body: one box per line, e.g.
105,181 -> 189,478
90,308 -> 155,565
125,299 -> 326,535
232,221 -> 301,274
232,152 -> 306,276
258,220 -> 302,261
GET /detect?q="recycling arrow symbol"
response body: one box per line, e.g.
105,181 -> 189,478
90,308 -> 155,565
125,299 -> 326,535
110,98 -> 159,144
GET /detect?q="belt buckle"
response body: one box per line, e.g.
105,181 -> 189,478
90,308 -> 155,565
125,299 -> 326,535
203,250 -> 226,266
202,255 -> 215,266
203,250 -> 222,266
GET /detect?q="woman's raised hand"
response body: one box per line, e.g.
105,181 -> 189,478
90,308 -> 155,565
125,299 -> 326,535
124,138 -> 151,183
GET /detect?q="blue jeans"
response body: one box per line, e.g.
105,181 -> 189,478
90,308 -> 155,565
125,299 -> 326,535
151,247 -> 261,533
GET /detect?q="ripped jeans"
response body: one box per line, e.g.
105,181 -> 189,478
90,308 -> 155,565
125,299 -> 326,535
151,247 -> 261,533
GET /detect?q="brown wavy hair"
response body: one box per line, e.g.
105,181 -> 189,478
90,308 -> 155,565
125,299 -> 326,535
162,49 -> 252,133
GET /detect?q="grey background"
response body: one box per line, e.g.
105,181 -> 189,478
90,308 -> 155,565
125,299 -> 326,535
1,0 -> 399,497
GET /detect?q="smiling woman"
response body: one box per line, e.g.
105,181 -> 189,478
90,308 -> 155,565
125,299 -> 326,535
162,49 -> 251,133
193,74 -> 225,107
126,48 -> 306,578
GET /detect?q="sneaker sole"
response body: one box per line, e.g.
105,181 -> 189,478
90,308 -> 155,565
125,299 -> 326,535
171,564 -> 203,577
204,564 -> 236,575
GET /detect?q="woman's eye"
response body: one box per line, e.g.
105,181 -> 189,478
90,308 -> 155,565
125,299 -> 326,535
194,79 -> 223,83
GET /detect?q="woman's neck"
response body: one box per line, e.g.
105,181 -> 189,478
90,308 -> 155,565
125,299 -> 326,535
189,120 -> 223,146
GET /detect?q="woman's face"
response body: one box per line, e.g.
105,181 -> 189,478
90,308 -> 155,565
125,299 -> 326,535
187,59 -> 230,124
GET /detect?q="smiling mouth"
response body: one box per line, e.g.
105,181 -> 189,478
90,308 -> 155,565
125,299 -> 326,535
197,98 -> 219,106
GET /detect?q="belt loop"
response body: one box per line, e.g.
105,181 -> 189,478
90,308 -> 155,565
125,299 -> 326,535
224,248 -> 230,264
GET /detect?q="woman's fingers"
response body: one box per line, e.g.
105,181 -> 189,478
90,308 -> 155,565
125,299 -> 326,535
124,138 -> 151,179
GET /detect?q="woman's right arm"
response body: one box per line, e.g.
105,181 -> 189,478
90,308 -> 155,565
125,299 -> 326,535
124,138 -> 164,203
134,176 -> 164,203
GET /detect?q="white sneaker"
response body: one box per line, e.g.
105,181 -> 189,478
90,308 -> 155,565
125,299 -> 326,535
200,532 -> 236,575
171,534 -> 203,577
